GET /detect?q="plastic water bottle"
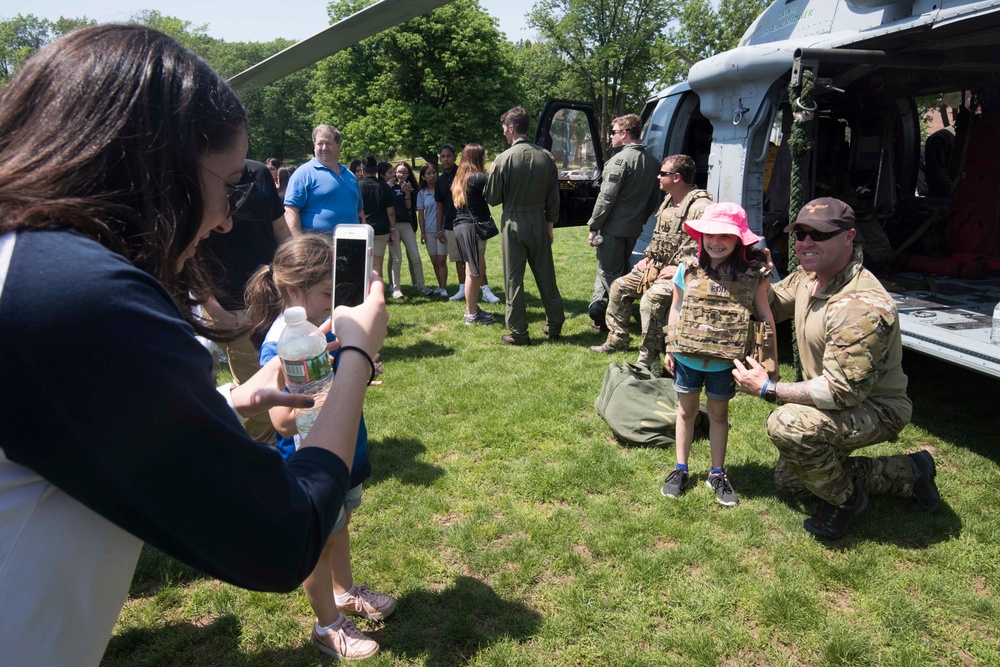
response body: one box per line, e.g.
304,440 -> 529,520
593,234 -> 604,245
277,307 -> 332,438
992,302 -> 1000,345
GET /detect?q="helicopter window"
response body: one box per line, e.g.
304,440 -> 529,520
547,108 -> 599,180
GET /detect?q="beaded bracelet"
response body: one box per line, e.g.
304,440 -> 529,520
334,345 -> 377,386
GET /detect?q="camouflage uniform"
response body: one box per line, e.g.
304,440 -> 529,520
587,144 -> 660,321
603,189 -> 711,365
768,246 -> 915,505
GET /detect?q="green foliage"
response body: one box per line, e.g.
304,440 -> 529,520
528,0 -> 676,143
201,38 -> 317,162
512,39 -> 574,127
313,0 -> 522,164
657,0 -> 772,88
128,9 -> 215,53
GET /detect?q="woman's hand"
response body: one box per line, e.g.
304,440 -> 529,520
230,357 -> 316,417
332,273 -> 388,359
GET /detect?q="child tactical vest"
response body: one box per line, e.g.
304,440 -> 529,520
664,259 -> 768,360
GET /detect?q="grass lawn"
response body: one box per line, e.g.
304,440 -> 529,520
104,222 -> 1000,666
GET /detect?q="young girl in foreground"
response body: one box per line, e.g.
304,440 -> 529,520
662,203 -> 778,507
245,234 -> 392,662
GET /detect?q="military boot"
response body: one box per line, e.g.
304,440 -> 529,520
803,487 -> 869,540
908,450 -> 941,513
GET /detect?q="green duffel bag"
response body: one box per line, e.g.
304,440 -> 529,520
594,362 -> 705,448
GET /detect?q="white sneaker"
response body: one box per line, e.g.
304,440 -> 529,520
391,288 -> 404,299
449,286 -> 466,301
435,287 -> 448,297
311,617 -> 379,661
481,285 -> 500,304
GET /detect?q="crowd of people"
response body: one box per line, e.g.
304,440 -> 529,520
0,24 -> 943,667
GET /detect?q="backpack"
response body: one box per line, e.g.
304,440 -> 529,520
594,362 -> 706,448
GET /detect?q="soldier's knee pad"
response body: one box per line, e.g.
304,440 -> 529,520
589,301 -> 606,323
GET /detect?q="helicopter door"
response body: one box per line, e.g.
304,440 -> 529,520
534,100 -> 605,227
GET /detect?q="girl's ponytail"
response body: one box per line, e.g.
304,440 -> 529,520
244,263 -> 284,350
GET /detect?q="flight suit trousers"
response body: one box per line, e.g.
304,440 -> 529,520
604,268 -> 673,363
501,218 -> 564,336
767,401 -> 913,506
590,233 -> 638,322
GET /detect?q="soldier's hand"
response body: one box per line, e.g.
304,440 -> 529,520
634,257 -> 649,272
763,246 -> 774,274
658,265 -> 676,280
732,357 -> 769,396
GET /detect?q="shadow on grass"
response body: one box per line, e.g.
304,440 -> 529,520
729,461 -> 961,548
127,544 -> 207,599
375,575 -> 542,666
367,436 -> 444,487
383,340 -> 453,363
903,349 -> 1000,465
104,613 -> 243,665
104,614 -> 332,667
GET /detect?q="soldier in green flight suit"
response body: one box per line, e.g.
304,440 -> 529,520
485,106 -> 565,346
586,114 -> 660,331
733,198 -> 941,540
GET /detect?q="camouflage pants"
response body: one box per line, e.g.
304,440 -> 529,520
604,267 -> 673,363
767,402 -> 913,506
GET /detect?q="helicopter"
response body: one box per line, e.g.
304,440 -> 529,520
536,0 -> 1000,378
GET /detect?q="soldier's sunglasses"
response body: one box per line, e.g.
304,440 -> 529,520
202,165 -> 254,218
793,227 -> 847,243
658,170 -> 677,177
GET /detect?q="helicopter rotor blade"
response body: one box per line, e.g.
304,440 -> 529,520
228,0 -> 455,93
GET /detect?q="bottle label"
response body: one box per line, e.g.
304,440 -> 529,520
282,352 -> 332,384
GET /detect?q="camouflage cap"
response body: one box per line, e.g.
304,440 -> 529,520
784,197 -> 856,233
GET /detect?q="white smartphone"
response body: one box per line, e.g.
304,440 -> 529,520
332,224 -> 373,314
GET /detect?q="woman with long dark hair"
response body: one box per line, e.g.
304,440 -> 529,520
0,25 -> 387,664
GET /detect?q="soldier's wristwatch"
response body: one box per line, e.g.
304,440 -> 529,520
763,381 -> 778,403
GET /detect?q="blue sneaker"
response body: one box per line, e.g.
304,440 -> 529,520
465,309 -> 494,325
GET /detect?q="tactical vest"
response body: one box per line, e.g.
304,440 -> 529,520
647,189 -> 711,266
664,259 -> 765,360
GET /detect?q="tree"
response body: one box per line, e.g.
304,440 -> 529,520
199,38 -> 317,162
512,39 -> 574,128
656,0 -> 771,89
528,0 -> 675,146
129,10 -> 216,54
312,0 -> 521,165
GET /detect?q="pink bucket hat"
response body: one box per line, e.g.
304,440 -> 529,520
684,202 -> 760,247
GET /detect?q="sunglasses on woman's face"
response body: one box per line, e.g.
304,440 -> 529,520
201,165 -> 254,218
793,227 -> 847,243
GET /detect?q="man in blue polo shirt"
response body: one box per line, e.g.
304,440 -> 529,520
284,124 -> 365,233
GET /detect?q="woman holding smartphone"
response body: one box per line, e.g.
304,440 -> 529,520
0,25 -> 388,665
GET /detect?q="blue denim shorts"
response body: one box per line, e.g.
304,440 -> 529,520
332,484 -> 363,533
673,361 -> 736,402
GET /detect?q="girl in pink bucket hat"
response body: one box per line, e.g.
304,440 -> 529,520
661,202 -> 778,507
